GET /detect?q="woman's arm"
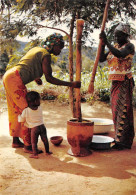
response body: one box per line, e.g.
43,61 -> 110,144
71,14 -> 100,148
99,44 -> 109,62
106,42 -> 135,58
100,31 -> 135,58
42,55 -> 81,88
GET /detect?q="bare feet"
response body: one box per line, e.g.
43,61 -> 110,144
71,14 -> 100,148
46,151 -> 52,155
24,145 -> 33,154
38,149 -> 43,154
111,142 -> 131,150
29,151 -> 52,158
29,154 -> 39,159
12,137 -> 24,148
24,146 -> 43,154
24,148 -> 33,154
12,143 -> 24,148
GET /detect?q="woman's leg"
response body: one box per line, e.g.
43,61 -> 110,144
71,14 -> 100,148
12,137 -> 24,148
111,78 -> 135,149
3,68 -> 31,147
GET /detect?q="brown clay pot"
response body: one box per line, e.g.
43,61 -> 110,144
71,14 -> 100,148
67,119 -> 94,157
50,136 -> 63,146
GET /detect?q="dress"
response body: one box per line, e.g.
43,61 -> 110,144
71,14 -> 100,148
3,47 -> 49,146
107,43 -> 135,148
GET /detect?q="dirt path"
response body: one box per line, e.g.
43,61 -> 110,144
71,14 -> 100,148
0,101 -> 136,195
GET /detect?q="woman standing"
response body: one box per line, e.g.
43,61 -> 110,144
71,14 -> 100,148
3,33 -> 81,153
99,23 -> 135,150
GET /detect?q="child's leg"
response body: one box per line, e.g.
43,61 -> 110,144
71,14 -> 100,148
40,125 -> 52,154
30,127 -> 39,158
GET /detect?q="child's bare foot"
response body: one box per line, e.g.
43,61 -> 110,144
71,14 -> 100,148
24,145 -> 33,154
24,146 -> 43,154
24,149 -> 43,154
46,151 -> 52,155
29,154 -> 39,159
24,148 -> 33,154
37,149 -> 43,154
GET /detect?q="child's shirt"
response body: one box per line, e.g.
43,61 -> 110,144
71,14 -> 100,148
18,105 -> 44,128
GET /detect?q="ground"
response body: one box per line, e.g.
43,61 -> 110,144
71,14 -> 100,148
0,100 -> 136,195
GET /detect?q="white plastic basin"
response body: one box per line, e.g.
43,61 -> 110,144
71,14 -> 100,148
86,118 -> 113,134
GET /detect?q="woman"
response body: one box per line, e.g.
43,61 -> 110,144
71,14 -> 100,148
3,33 -> 81,153
99,23 -> 135,150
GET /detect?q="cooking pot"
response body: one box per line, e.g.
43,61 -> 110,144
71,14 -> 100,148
90,135 -> 114,150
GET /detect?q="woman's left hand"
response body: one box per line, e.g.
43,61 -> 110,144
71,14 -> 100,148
100,31 -> 107,45
35,78 -> 43,85
71,81 -> 81,88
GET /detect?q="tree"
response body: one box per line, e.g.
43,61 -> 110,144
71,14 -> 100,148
0,50 -> 9,78
0,0 -> 20,56
1,0 -> 135,116
1,0 -> 135,58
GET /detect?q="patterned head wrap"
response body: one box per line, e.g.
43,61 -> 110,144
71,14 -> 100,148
41,33 -> 64,52
115,23 -> 130,35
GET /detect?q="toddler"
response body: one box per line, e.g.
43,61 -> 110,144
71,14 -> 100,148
18,91 -> 52,159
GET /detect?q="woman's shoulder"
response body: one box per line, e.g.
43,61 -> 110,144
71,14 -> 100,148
34,47 -> 50,54
31,47 -> 51,59
125,42 -> 135,54
25,47 -> 50,57
126,42 -> 135,48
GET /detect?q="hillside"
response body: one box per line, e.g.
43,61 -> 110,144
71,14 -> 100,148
18,40 -> 136,65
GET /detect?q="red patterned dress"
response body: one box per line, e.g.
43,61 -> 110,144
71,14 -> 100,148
107,43 -> 135,148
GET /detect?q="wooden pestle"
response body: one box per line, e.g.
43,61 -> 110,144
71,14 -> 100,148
75,19 -> 84,122
88,0 -> 111,94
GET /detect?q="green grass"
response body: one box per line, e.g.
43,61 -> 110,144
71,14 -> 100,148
1,68 -> 136,107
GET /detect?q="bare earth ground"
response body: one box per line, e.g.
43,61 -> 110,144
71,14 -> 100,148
0,100 -> 136,195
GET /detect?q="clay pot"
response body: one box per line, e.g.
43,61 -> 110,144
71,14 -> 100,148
50,136 -> 63,146
67,119 -> 94,157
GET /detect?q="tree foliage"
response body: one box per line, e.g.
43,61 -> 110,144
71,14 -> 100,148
1,0 -> 136,44
0,0 -> 135,115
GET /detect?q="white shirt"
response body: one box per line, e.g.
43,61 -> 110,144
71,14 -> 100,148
18,106 -> 44,128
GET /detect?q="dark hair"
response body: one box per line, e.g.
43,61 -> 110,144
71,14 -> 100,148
60,41 -> 64,49
41,33 -> 64,52
26,91 -> 40,103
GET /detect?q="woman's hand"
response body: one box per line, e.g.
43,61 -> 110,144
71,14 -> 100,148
100,31 -> 107,45
71,81 -> 81,88
35,78 -> 43,85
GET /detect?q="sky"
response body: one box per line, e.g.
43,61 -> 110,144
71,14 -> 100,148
16,19 -> 136,48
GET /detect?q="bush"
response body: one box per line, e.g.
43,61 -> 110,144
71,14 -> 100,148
1,68 -> 136,107
98,88 -> 110,102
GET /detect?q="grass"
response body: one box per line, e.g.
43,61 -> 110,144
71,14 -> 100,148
1,68 -> 136,107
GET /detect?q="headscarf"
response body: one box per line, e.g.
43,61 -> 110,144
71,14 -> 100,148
115,23 -> 130,35
41,33 -> 64,52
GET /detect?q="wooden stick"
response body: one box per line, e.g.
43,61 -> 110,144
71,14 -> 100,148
88,0 -> 111,94
76,19 -> 84,122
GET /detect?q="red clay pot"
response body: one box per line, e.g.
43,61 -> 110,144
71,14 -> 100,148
67,119 -> 94,157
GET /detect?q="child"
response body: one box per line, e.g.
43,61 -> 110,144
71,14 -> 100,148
18,91 -> 52,159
